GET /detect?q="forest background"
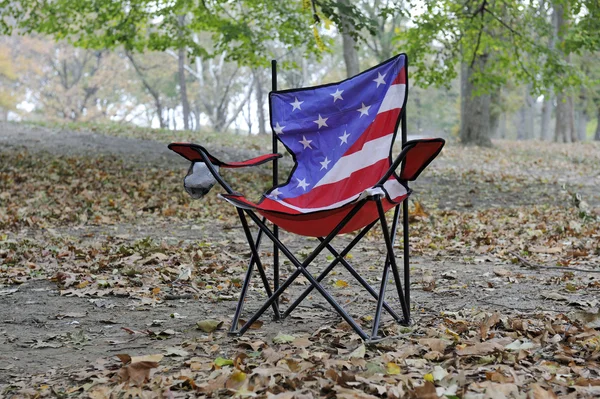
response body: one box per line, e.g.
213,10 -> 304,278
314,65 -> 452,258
0,0 -> 598,146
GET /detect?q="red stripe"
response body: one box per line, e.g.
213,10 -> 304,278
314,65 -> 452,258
401,140 -> 445,180
257,195 -> 407,237
223,153 -> 280,168
344,108 -> 400,156
283,158 -> 390,209
169,143 -> 280,168
392,67 -> 406,85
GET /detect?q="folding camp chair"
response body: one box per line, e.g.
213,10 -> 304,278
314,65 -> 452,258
169,54 -> 444,342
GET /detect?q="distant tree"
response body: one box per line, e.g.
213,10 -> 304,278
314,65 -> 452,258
0,42 -> 18,121
398,0 -> 599,146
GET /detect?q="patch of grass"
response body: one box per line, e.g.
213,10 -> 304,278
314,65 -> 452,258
23,120 -> 272,150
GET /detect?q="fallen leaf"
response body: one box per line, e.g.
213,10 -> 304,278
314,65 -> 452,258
273,332 -> 296,344
386,362 -> 401,375
214,357 -> 234,367
164,347 -> 189,357
196,319 -> 223,333
505,339 -> 535,351
116,361 -> 159,386
410,381 -> 438,399
348,344 -> 366,359
480,312 -> 501,341
432,365 -> 448,381
531,384 -> 559,399
456,338 -> 510,356
542,292 -> 568,301
419,338 -> 450,352
334,279 -> 349,288
130,354 -> 163,363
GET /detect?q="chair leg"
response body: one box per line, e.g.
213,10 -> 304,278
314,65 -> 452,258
284,206 -> 404,322
236,201 -> 371,340
236,210 -> 280,320
371,204 -> 404,338
230,230 -> 260,334
371,257 -> 390,339
403,198 -> 411,323
281,220 -> 377,319
376,200 -> 410,323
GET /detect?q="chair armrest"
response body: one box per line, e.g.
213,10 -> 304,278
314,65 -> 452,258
399,138 -> 445,181
168,143 -> 282,169
377,138 -> 445,185
168,143 -> 236,195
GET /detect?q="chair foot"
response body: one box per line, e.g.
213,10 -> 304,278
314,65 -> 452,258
397,318 -> 410,327
227,331 -> 241,337
365,336 -> 384,345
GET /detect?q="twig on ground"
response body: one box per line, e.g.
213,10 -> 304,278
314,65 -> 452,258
510,252 -> 600,274
164,294 -> 194,300
475,296 -> 564,313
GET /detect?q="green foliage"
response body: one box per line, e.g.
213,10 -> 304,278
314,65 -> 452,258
397,0 -> 599,96
0,43 -> 17,111
0,0 -> 324,67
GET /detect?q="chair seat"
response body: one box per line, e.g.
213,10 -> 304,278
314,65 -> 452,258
221,178 -> 410,237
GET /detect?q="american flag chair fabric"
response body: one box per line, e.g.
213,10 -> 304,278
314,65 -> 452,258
169,54 -> 445,341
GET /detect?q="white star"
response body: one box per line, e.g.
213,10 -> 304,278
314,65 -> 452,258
373,72 -> 386,87
330,89 -> 344,102
357,102 -> 371,117
290,97 -> 304,111
269,187 -> 282,199
296,178 -> 310,191
299,135 -> 313,149
320,157 -> 331,170
273,122 -> 285,135
313,114 -> 328,129
339,131 -> 350,145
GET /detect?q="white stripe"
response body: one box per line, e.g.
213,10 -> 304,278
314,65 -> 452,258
314,134 -> 393,188
378,84 -> 406,114
273,180 -> 407,214
383,179 -> 407,200
275,193 -> 363,213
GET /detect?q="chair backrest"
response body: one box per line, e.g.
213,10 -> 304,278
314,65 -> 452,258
267,54 -> 407,212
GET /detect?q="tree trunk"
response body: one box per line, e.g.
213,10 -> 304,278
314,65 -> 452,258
178,46 -> 190,130
568,96 -> 577,142
576,109 -> 588,141
555,94 -> 573,142
516,92 -> 535,140
553,2 -> 575,143
541,94 -> 553,140
595,106 -> 600,141
177,15 -> 190,131
490,89 -> 502,138
252,69 -> 266,134
499,112 -> 507,139
340,0 -> 359,78
460,57 -> 492,146
126,52 -> 166,129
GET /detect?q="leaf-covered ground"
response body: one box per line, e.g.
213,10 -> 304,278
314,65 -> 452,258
1,122 -> 599,398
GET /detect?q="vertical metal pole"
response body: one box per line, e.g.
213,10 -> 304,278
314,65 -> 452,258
271,60 -> 280,315
402,104 -> 410,322
402,101 -> 407,146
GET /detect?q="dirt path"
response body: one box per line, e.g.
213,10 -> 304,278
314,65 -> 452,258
1,122 -> 599,397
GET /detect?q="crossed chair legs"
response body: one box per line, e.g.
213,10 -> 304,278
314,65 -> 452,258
228,198 -> 411,342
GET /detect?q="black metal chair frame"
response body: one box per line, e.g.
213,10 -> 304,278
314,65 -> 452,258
181,60 -> 420,342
